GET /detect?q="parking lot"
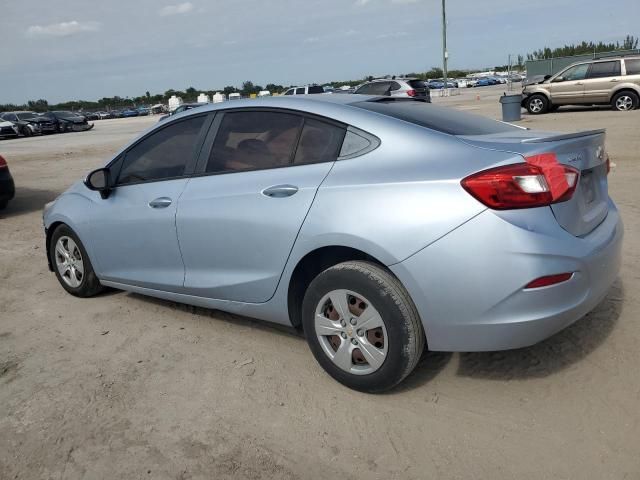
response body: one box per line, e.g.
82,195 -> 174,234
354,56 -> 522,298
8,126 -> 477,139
1,85 -> 639,479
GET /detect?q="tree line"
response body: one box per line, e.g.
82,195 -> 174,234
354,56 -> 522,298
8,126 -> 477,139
1,35 -> 637,113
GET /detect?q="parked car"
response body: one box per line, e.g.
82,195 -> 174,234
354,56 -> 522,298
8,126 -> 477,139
522,56 -> 640,114
466,78 -> 479,87
0,154 -> 15,209
0,111 -> 46,136
39,111 -> 94,133
158,103 -> 207,122
43,94 -> 621,392
257,90 -> 272,97
282,85 -> 325,95
121,109 -> 139,118
0,119 -> 19,139
83,112 -> 100,121
137,108 -> 150,116
474,78 -> 491,87
355,78 -> 430,102
97,112 -> 113,120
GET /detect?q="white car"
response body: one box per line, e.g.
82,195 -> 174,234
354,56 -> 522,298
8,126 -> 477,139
0,120 -> 19,139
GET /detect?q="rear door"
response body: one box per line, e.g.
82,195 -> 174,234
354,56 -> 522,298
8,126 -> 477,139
548,63 -> 589,104
582,60 -> 622,103
176,110 -> 346,302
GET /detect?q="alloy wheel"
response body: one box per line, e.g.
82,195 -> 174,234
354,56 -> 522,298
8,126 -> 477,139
615,95 -> 633,111
54,236 -> 84,288
314,289 -> 388,375
529,98 -> 544,113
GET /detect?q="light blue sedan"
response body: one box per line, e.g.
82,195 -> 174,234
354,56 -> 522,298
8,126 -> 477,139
43,95 -> 622,392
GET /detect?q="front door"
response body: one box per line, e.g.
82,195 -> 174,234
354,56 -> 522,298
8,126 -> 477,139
177,110 -> 346,303
548,63 -> 589,104
87,115 -> 208,290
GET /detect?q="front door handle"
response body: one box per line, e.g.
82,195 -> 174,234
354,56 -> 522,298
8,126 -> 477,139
148,197 -> 172,208
610,78 -> 619,82
262,185 -> 298,198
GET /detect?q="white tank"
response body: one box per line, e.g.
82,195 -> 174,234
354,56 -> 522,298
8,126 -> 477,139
197,93 -> 210,103
168,95 -> 183,112
212,92 -> 225,103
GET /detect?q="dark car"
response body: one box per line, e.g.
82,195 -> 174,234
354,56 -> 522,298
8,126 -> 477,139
0,111 -> 50,136
40,111 -> 94,133
0,154 -> 15,209
158,103 -> 207,121
83,112 -> 100,121
122,109 -> 139,118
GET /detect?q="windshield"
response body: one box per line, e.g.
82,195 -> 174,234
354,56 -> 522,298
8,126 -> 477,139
52,111 -> 79,119
17,112 -> 38,120
353,100 -> 519,136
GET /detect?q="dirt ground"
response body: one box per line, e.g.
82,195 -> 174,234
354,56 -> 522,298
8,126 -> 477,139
1,87 -> 639,479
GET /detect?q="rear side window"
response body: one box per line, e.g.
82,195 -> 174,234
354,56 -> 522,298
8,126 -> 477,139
206,111 -> 303,173
356,82 -> 392,95
353,100 -> 519,135
117,116 -> 206,185
295,87 -> 305,95
587,61 -> 621,79
624,59 -> 640,75
293,119 -> 345,165
307,86 -> 325,94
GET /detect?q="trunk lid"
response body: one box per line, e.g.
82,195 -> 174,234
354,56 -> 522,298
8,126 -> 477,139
459,129 -> 609,236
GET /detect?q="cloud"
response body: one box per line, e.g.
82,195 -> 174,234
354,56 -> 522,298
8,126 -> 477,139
158,2 -> 194,16
26,21 -> 100,37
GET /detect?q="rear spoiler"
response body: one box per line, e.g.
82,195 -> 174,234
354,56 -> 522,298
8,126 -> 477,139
521,129 -> 606,143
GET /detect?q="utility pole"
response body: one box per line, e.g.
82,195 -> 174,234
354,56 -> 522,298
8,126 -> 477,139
442,0 -> 448,90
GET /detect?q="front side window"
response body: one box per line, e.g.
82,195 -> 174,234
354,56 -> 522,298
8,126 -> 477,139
117,115 -> 206,185
624,58 -> 640,75
283,89 -> 294,96
587,61 -> 621,79
206,111 -> 303,173
293,119 -> 345,165
559,64 -> 589,81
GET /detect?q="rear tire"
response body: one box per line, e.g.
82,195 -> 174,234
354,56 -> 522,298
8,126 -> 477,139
526,94 -> 549,114
301,261 -> 425,393
49,224 -> 103,297
612,91 -> 639,111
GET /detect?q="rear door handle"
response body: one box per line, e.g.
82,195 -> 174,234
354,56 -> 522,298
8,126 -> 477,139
148,197 -> 172,208
262,185 -> 298,198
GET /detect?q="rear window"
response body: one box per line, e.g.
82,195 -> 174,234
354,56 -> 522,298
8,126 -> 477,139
625,58 -> 640,75
353,100 -> 519,135
408,80 -> 428,89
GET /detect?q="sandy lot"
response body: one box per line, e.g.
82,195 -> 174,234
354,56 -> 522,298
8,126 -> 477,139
1,88 -> 639,479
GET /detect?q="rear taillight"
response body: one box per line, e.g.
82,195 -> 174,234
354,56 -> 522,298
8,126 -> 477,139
525,273 -> 573,289
461,161 -> 579,210
0,154 -> 7,169
606,153 -> 610,175
406,89 -> 416,97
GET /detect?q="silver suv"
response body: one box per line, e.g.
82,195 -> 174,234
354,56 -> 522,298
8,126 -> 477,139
355,78 -> 431,102
522,56 -> 640,114
283,85 -> 325,95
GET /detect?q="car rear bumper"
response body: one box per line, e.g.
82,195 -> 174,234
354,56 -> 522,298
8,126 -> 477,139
390,201 -> 623,351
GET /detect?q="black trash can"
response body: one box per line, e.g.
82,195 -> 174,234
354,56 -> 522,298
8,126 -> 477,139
499,93 -> 523,122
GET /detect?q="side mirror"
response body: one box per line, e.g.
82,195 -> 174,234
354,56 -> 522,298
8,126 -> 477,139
85,167 -> 112,199
544,74 -> 552,80
551,76 -> 564,83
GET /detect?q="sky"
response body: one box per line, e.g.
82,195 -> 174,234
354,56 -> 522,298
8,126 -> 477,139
1,0 -> 637,104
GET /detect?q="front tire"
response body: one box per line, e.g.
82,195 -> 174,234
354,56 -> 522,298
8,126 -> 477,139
525,94 -> 549,114
612,91 -> 639,111
301,261 -> 425,393
49,224 -> 103,297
